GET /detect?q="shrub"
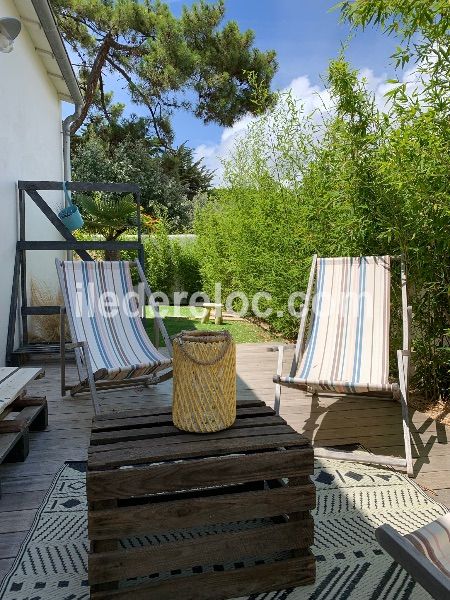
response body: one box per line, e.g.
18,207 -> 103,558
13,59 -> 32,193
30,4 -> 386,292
144,223 -> 201,300
78,223 -> 201,300
194,59 -> 449,401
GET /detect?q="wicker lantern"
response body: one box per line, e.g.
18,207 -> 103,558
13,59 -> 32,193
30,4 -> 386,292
172,330 -> 236,433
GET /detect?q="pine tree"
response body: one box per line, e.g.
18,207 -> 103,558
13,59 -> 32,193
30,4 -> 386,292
53,0 -> 277,142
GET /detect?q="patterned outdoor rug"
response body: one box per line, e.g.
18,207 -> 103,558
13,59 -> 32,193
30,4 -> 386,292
0,458 -> 447,600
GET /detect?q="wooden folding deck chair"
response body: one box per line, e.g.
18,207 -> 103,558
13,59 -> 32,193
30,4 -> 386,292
56,259 -> 173,414
273,255 -> 414,476
376,515 -> 450,600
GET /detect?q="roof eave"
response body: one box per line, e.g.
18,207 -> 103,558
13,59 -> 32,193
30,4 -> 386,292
26,0 -> 82,105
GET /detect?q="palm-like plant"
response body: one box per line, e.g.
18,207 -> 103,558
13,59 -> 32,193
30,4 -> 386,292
76,192 -> 137,260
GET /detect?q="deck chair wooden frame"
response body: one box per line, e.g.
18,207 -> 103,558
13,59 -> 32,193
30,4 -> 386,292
56,259 -> 173,414
273,255 -> 414,476
376,520 -> 450,600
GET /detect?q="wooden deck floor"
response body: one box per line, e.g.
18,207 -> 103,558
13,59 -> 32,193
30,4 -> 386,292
0,343 -> 449,583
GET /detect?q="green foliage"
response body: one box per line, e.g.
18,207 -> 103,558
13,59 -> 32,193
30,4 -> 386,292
338,1 -> 450,109
194,58 -> 449,401
75,191 -> 136,241
143,222 -> 173,293
143,223 -> 201,299
53,0 -> 277,139
368,109 -> 450,399
170,236 -> 202,297
72,109 -> 212,230
160,145 -> 213,205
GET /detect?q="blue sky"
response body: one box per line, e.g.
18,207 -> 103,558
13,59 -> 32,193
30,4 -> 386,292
65,1 -> 402,180
168,0 -> 399,150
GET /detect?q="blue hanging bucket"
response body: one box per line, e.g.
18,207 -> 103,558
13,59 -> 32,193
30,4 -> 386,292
58,182 -> 84,232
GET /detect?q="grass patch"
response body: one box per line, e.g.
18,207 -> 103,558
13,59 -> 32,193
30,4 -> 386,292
145,306 -> 284,344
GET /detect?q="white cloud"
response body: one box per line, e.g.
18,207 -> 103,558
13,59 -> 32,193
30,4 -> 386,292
194,67 -> 422,186
193,113 -> 254,185
288,76 -> 332,113
194,74 -> 331,186
360,66 -> 423,111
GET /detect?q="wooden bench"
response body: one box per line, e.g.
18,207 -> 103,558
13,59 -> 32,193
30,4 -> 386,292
0,367 -> 47,472
201,302 -> 224,325
87,399 -> 315,599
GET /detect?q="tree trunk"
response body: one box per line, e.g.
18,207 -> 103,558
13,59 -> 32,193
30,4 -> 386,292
70,34 -> 113,134
105,249 -> 120,261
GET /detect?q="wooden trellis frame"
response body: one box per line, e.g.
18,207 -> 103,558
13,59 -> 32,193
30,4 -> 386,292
6,181 -> 144,366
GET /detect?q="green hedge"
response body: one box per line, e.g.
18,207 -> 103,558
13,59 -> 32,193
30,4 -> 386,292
77,227 -> 201,300
194,59 -> 449,401
143,225 -> 201,300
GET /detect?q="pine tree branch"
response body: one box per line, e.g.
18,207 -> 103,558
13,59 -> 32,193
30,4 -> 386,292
105,55 -> 169,148
60,11 -> 103,37
109,39 -> 147,55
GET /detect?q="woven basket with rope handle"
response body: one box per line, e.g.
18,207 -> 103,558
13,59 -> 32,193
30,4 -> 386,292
172,330 -> 236,433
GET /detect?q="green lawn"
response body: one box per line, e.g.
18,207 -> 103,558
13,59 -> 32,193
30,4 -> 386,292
145,306 -> 284,344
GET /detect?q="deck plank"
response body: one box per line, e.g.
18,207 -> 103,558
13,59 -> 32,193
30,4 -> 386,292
0,343 -> 448,584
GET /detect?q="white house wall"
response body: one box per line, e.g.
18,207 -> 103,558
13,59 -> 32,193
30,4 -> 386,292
0,0 -> 65,364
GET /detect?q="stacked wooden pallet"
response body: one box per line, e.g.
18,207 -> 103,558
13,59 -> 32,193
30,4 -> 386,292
87,399 -> 315,599
0,367 -> 47,478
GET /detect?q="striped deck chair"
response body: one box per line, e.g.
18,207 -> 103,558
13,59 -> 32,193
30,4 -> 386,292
273,255 -> 414,476
376,515 -> 450,600
56,259 -> 172,414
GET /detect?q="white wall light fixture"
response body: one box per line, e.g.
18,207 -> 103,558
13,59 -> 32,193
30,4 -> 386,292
0,17 -> 21,53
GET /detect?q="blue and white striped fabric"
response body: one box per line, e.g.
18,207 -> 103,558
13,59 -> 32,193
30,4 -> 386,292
58,261 -> 171,381
282,256 -> 393,394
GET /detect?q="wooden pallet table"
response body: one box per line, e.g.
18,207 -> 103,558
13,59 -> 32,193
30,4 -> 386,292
87,399 -> 315,600
0,367 -> 47,477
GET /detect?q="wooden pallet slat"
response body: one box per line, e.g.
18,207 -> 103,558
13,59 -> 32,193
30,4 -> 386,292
90,554 -> 316,600
0,431 -> 29,464
0,367 -> 43,415
12,395 -> 46,409
91,404 -> 274,432
89,483 -> 316,540
94,398 -> 266,423
89,433 -> 308,469
0,368 -> 47,471
15,404 -> 48,432
0,368 -> 19,384
89,520 -> 313,585
87,447 -> 314,501
90,415 -> 285,445
0,420 -> 28,434
88,424 -> 298,455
